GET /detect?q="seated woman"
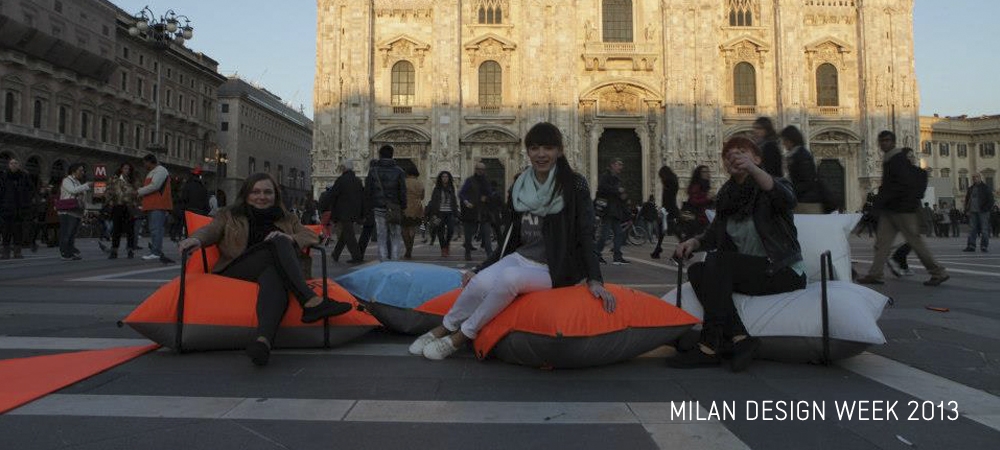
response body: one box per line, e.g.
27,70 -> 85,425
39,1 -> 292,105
409,122 -> 617,360
669,137 -> 806,372
178,173 -> 352,366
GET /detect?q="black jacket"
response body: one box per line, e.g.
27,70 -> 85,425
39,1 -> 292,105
0,170 -> 35,216
760,138 -> 784,178
365,159 -> 407,210
786,146 -> 824,204
427,185 -> 459,217
874,149 -> 921,213
660,173 -> 679,215
964,182 -> 996,213
696,176 -> 803,276
323,170 -> 364,222
458,174 -> 492,222
596,171 -> 626,220
475,172 -> 603,287
181,177 -> 210,215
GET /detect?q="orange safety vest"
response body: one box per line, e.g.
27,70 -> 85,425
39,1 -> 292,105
141,170 -> 173,211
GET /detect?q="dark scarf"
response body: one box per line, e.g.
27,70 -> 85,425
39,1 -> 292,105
246,205 -> 284,248
715,178 -> 759,221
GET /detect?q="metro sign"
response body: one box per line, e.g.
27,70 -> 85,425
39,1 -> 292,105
94,164 -> 108,180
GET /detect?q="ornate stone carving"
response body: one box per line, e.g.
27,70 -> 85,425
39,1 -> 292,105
462,128 -> 518,144
378,36 -> 431,68
374,0 -> 432,18
374,128 -> 431,144
465,34 -> 517,69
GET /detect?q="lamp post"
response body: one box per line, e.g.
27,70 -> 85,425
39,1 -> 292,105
204,148 -> 228,194
127,7 -> 194,154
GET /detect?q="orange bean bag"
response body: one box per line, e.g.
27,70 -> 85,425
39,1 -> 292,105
473,284 -> 699,368
122,212 -> 379,351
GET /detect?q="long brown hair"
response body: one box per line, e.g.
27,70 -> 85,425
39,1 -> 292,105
228,172 -> 289,217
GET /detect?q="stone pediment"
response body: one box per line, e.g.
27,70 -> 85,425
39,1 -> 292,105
377,35 -> 431,68
464,33 -> 517,51
805,36 -> 853,54
580,80 -> 662,118
720,35 -> 770,53
464,34 -> 516,68
460,127 -> 519,144
371,127 -> 431,144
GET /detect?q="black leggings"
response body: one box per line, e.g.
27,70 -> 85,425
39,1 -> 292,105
689,252 -> 806,350
220,238 -> 316,343
110,205 -> 136,250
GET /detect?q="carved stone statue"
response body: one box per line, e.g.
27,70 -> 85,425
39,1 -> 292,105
585,20 -> 596,41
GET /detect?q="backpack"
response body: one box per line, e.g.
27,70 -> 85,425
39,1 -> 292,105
905,163 -> 929,200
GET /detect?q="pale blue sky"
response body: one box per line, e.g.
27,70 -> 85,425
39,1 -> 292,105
113,0 -> 998,119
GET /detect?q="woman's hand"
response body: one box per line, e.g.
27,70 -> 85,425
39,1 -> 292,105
674,238 -> 700,260
461,270 -> 476,287
178,237 -> 201,256
265,231 -> 292,242
588,280 -> 616,313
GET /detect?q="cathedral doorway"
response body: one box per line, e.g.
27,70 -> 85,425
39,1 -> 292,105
597,128 -> 642,209
818,159 -> 845,211
481,158 -> 506,194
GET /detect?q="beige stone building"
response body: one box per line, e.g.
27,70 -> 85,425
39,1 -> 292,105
217,77 -> 314,207
313,0 -> 921,211
0,0 -> 224,188
919,114 -> 1000,210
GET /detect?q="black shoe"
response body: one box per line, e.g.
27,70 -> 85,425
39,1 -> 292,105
346,258 -> 365,265
730,337 -> 761,373
331,253 -> 340,263
127,249 -> 135,259
612,258 -> 631,265
245,340 -> 271,366
597,256 -> 608,264
962,247 -> 976,252
981,247 -> 989,253
108,251 -> 118,260
301,300 -> 353,323
651,249 -> 662,259
665,348 -> 721,369
923,275 -> 950,287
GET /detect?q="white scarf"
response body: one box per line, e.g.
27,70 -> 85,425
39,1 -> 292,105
512,166 -> 564,216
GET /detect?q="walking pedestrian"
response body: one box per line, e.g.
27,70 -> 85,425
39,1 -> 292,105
0,158 -> 34,259
409,122 -> 615,360
458,162 -> 494,261
57,163 -> 92,260
105,162 -> 139,259
963,172 -> 995,252
427,171 -> 459,257
594,158 -> 629,265
651,165 -> 680,259
401,165 -> 424,259
321,160 -> 365,264
366,145 -> 407,261
780,125 -> 825,213
136,154 -> 172,260
856,131 -> 948,286
752,117 -> 783,178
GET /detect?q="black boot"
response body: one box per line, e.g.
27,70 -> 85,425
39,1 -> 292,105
651,248 -> 662,259
108,247 -> 118,259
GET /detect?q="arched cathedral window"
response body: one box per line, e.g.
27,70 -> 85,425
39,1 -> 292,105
475,0 -> 506,25
478,61 -> 502,107
816,63 -> 839,107
733,62 -> 757,106
727,0 -> 758,27
602,0 -> 633,43
391,61 -> 415,108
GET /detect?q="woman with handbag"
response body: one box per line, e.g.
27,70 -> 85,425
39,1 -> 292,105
106,162 -> 139,259
409,122 -> 616,360
57,163 -> 92,261
177,172 -> 353,366
426,171 -> 459,257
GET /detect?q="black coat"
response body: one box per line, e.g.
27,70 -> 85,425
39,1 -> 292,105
365,159 -> 407,210
760,138 -> 784,178
181,178 -> 210,215
697,177 -> 803,276
475,173 -> 603,287
786,146 -> 824,204
323,170 -> 365,222
426,185 -> 459,217
874,150 -> 921,213
0,170 -> 35,217
458,175 -> 492,222
964,182 -> 996,213
660,173 -> 679,216
596,171 -> 626,220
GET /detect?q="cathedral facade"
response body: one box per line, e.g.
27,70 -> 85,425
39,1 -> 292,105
313,0 -> 919,211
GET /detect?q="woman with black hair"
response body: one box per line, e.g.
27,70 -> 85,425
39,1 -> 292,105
410,122 -> 616,360
669,137 -> 805,372
780,125 -> 825,213
651,165 -> 680,258
753,117 -> 783,178
426,170 -> 459,257
105,162 -> 139,259
178,173 -> 353,366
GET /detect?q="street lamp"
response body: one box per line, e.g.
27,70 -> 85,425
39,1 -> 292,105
127,6 -> 194,153
204,148 -> 228,192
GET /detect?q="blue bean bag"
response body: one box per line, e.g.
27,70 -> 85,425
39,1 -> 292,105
335,262 -> 463,334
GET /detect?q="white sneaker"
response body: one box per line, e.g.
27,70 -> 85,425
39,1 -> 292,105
422,336 -> 459,360
142,253 -> 161,261
408,332 -> 437,356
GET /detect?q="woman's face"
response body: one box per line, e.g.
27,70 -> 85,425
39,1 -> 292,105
527,144 -> 563,176
724,146 -> 762,176
74,166 -> 86,179
122,165 -> 132,175
441,173 -> 450,184
247,179 -> 276,209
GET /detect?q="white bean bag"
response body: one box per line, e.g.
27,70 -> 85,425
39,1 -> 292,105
663,281 -> 889,363
793,213 -> 861,282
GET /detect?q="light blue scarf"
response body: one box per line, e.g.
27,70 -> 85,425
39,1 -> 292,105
512,166 -> 564,216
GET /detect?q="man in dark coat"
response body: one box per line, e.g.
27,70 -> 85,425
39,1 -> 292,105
1,159 -> 35,259
857,131 -> 948,286
963,172 -> 996,252
321,159 -> 365,263
181,168 -> 210,216
594,157 -> 629,264
458,161 -> 494,261
366,145 -> 407,261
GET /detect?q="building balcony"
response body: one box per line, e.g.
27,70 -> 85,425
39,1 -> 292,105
376,105 -> 430,125
0,122 -> 143,157
465,105 -> 517,124
809,106 -> 850,118
723,105 -> 759,118
581,42 -> 658,71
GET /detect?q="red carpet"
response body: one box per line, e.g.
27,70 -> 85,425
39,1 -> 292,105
0,344 -> 159,414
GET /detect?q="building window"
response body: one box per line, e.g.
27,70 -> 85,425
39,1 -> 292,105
476,0 -> 504,24
728,0 -> 756,27
100,117 -> 109,142
139,54 -> 144,66
478,61 -> 502,108
985,170 -> 996,190
980,143 -> 996,158
58,106 -> 67,133
733,62 -> 757,106
959,170 -> 969,192
54,1 -> 63,13
166,89 -> 172,107
278,165 -> 284,185
3,92 -> 16,123
939,143 -> 950,157
32,99 -> 43,129
137,78 -> 144,98
120,72 -> 128,91
816,63 -> 839,107
602,0 -> 633,43
940,168 -> 951,178
221,103 -> 229,113
221,122 -> 229,131
958,144 -> 968,158
922,141 -> 932,155
123,47 -> 129,59
264,161 -> 271,174
80,111 -> 90,138
134,125 -> 143,149
118,121 -> 126,145
152,83 -> 158,102
178,94 -> 184,113
249,157 -> 256,173
390,60 -> 415,108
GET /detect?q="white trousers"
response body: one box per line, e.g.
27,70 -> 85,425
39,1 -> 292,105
443,252 -> 553,339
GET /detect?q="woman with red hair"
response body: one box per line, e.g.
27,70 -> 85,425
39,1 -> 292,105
669,137 -> 806,372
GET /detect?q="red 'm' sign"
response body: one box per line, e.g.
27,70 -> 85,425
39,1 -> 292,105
94,164 -> 107,180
